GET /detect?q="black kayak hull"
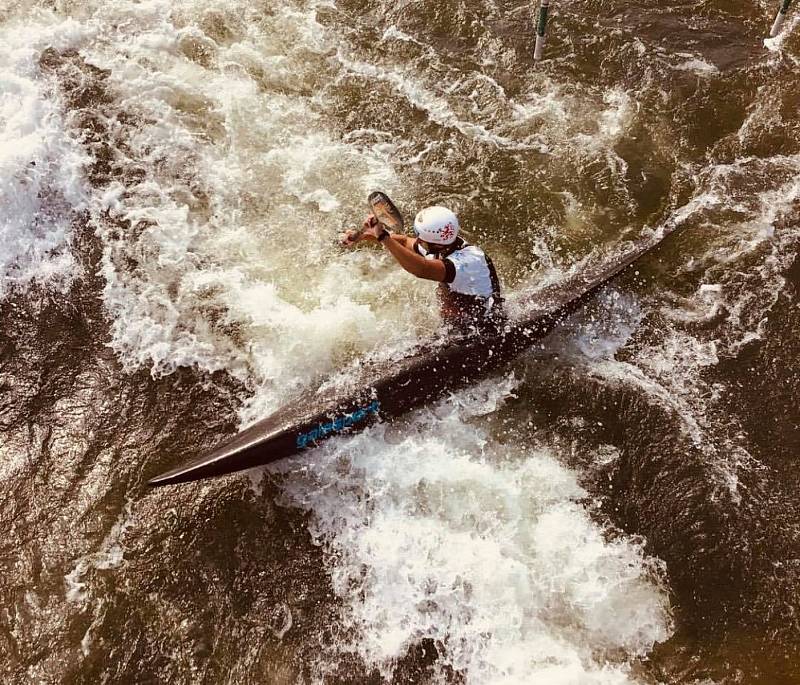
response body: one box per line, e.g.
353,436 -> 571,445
148,233 -> 668,487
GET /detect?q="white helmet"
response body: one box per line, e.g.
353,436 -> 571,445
413,206 -> 460,245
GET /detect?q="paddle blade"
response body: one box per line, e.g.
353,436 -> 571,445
368,191 -> 404,232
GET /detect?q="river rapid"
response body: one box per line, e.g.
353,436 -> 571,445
1,1 -> 798,683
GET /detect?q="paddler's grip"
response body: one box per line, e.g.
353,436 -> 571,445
339,216 -> 378,245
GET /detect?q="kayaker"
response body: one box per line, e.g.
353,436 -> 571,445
341,205 -> 505,335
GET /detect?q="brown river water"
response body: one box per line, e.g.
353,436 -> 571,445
1,0 -> 798,683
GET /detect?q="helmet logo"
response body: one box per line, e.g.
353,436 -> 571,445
440,222 -> 455,241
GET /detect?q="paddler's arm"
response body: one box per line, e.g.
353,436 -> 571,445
340,219 -> 446,281
378,230 -> 446,281
385,233 -> 415,249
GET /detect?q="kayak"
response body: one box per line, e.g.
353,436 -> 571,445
148,230 -> 671,487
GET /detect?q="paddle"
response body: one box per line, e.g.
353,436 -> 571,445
368,191 -> 404,232
341,191 -> 405,245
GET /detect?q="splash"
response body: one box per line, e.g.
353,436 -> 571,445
270,375 -> 673,684
0,17 -> 89,298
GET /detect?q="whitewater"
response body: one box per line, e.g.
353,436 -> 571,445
2,0 -> 798,683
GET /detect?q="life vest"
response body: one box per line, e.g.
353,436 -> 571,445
414,238 -> 504,334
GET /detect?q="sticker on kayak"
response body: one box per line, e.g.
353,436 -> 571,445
296,400 -> 381,448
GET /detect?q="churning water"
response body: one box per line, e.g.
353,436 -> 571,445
1,1 -> 798,683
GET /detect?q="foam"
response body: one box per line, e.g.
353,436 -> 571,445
335,53 -> 546,151
269,375 -> 673,683
664,154 -> 800,353
381,25 -> 429,49
592,152 -> 800,504
0,17 -> 90,298
62,0 -> 426,412
12,2 -> 679,678
673,54 -> 719,76
535,286 -> 723,464
64,500 -> 136,606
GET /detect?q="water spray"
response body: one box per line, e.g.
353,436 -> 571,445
770,0 -> 793,37
534,0 -> 550,61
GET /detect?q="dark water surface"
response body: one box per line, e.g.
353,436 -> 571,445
1,0 -> 798,683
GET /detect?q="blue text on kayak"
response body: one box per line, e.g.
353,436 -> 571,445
296,400 -> 381,448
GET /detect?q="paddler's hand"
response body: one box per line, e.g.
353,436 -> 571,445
359,215 -> 383,241
339,228 -> 362,246
339,216 -> 383,246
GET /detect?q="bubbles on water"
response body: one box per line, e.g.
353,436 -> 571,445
64,500 -> 136,607
336,54 -> 545,151
658,153 -> 800,354
9,0 -> 797,682
44,0 -> 437,413
672,55 -> 720,76
0,18 -> 89,298
269,375 -> 673,684
552,288 -> 644,361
